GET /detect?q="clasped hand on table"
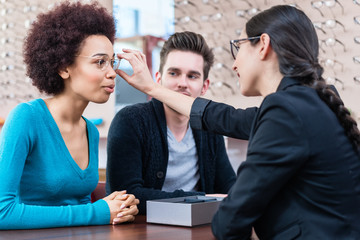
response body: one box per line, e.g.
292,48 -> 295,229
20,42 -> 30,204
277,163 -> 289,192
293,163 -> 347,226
103,190 -> 140,225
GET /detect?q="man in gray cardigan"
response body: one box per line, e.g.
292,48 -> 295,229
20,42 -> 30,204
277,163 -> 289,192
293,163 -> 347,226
106,31 -> 241,214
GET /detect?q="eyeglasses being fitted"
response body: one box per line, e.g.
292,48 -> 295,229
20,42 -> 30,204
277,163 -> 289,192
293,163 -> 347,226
230,36 -> 261,59
77,54 -> 120,71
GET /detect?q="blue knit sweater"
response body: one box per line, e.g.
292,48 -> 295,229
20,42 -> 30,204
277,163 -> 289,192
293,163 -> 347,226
0,99 -> 109,229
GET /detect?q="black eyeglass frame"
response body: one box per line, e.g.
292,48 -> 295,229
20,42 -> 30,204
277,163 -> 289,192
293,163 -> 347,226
230,36 -> 261,59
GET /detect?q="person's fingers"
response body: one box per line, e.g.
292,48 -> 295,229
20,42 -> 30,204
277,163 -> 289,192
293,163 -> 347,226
115,69 -> 130,81
118,205 -> 139,217
118,49 -> 146,65
102,192 -> 115,201
115,48 -> 155,94
103,190 -> 126,201
123,197 -> 139,207
130,49 -> 145,61
114,193 -> 129,201
205,193 -> 227,198
140,51 -> 146,61
119,194 -> 136,210
121,48 -> 142,55
112,215 -> 136,224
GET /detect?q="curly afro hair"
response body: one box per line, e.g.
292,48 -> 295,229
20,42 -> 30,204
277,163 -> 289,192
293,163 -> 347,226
23,1 -> 115,95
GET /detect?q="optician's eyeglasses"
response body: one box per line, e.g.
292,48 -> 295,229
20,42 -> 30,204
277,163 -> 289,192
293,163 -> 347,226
230,36 -> 261,59
76,54 -> 120,71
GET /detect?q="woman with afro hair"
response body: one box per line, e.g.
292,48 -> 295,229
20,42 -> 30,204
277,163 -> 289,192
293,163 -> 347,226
0,1 -> 139,229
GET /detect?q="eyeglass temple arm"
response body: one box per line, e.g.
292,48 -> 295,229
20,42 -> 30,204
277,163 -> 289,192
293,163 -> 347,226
311,2 -> 324,17
335,20 -> 346,31
335,39 -> 346,52
335,0 -> 344,14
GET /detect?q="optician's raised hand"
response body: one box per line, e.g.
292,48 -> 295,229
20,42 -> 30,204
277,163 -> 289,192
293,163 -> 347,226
116,49 -> 195,117
103,191 -> 140,225
116,49 -> 155,95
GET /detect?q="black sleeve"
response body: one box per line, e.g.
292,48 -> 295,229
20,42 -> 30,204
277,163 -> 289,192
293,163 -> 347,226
190,98 -> 257,139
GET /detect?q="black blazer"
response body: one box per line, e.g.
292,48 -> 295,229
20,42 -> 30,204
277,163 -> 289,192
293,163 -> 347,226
190,77 -> 360,239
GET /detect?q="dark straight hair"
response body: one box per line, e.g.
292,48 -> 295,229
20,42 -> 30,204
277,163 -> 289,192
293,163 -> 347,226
246,5 -> 360,150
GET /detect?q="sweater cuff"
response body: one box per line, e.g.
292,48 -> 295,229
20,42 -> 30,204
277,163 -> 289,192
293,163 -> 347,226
190,98 -> 211,130
92,199 -> 111,225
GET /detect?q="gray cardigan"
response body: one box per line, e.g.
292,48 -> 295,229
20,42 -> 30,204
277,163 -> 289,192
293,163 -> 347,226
106,98 -> 236,214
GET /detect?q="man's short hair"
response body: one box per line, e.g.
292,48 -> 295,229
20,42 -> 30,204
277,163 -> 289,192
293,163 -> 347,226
159,31 -> 214,80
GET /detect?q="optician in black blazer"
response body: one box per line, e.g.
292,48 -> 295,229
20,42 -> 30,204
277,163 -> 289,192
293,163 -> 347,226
191,77 -> 360,239
116,5 -> 360,240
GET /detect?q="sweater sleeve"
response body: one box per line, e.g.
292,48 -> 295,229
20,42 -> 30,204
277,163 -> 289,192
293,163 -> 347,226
0,103 -> 110,229
106,106 -> 205,215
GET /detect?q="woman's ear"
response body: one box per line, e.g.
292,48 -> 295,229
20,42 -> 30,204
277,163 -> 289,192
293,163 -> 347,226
58,68 -> 70,79
259,33 -> 272,60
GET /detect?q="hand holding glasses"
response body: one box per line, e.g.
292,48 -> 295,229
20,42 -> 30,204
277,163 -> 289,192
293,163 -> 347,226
77,54 -> 121,71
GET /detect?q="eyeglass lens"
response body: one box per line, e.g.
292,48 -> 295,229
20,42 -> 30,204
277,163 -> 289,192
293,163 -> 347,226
230,41 -> 238,59
96,55 -> 120,71
112,58 -> 121,70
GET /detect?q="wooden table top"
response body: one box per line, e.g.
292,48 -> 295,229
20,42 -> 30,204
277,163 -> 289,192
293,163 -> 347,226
0,215 -> 216,240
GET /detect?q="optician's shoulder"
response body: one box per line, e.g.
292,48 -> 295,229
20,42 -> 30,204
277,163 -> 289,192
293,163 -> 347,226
259,85 -> 321,126
262,85 -> 316,110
